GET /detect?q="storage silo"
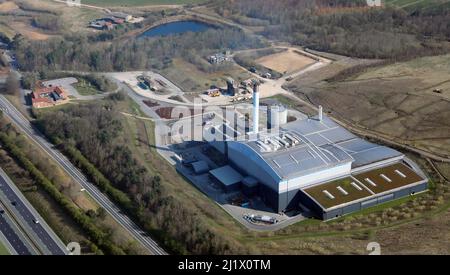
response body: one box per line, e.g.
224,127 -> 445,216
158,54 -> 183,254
267,104 -> 288,130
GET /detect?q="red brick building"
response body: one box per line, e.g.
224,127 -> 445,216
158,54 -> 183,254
31,86 -> 69,109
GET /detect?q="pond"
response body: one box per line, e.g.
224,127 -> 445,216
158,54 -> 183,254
140,20 -> 214,38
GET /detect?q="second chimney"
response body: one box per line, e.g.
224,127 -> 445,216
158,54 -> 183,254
252,81 -> 260,135
318,105 -> 323,121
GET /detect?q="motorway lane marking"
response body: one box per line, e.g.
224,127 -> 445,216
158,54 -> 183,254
0,168 -> 66,255
0,187 -> 50,254
0,200 -> 40,255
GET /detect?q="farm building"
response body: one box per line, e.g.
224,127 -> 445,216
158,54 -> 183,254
208,51 -> 232,64
31,86 -> 69,109
89,20 -> 114,30
110,12 -> 133,22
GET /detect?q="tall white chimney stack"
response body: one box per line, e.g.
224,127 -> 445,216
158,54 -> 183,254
252,81 -> 260,135
318,105 -> 323,121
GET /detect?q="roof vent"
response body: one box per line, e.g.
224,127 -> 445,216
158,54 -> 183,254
380,174 -> 392,182
351,182 -> 363,191
395,170 -> 406,178
337,186 -> 348,195
323,190 -> 335,199
365,178 -> 377,187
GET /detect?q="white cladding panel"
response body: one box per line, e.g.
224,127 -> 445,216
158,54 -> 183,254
279,162 -> 352,193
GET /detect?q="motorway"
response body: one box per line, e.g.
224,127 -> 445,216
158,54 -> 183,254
0,168 -> 67,255
0,207 -> 33,255
0,95 -> 167,255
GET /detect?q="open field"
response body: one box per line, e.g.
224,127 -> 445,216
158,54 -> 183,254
0,0 -> 59,40
0,1 -> 18,12
256,49 -> 316,74
8,21 -> 54,40
0,0 -> 105,39
434,161 -> 450,181
255,207 -> 450,254
0,22 -> 15,39
83,0 -> 207,6
42,0 -> 110,33
286,54 -> 450,158
74,79 -> 102,96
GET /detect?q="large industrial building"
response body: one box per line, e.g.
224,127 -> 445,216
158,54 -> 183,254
205,84 -> 428,220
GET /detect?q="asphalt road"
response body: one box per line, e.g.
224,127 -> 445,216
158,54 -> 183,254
0,95 -> 167,255
0,210 -> 32,255
0,169 -> 67,255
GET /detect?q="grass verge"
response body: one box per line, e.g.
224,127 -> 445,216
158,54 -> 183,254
0,240 -> 10,255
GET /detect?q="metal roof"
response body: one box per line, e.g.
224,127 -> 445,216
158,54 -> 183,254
242,114 -> 403,179
209,165 -> 243,186
242,176 -> 258,187
191,161 -> 209,174
335,138 -> 403,168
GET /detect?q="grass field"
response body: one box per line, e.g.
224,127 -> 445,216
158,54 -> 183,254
434,161 -> 450,181
0,22 -> 16,39
74,79 -> 101,96
0,240 -> 10,255
83,0 -> 208,6
0,0 -> 105,39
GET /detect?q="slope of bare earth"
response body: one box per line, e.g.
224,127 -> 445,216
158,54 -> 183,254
286,54 -> 450,158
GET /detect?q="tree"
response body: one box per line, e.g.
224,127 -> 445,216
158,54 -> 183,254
96,207 -> 107,220
21,72 -> 39,89
3,73 -> 20,95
